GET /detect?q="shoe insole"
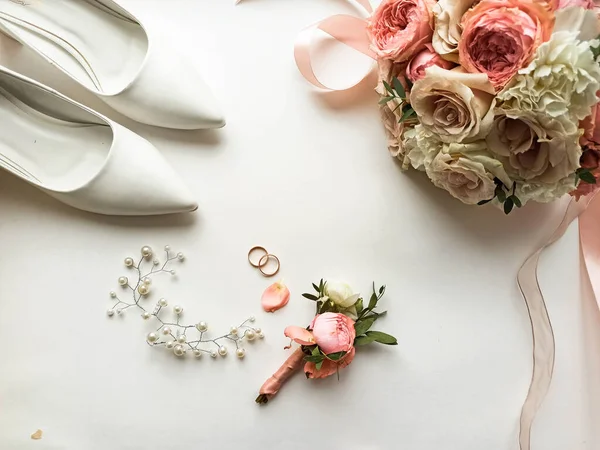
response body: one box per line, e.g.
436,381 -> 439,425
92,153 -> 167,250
0,72 -> 112,191
0,0 -> 148,94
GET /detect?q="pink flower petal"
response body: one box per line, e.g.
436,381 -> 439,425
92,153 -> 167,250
284,326 -> 315,345
261,281 -> 290,312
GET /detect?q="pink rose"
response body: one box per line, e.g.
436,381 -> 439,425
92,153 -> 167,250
581,101 -> 600,152
309,312 -> 356,354
459,0 -> 554,90
368,0 -> 436,62
570,150 -> 600,199
406,44 -> 456,82
304,348 -> 356,379
557,0 -> 595,9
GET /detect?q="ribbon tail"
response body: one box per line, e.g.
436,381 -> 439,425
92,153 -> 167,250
294,14 -> 376,91
517,198 -> 586,450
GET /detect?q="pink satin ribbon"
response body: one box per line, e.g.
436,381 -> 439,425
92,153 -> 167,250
292,0 -> 376,90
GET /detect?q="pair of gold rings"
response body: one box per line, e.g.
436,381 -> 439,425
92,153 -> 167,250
248,246 -> 280,277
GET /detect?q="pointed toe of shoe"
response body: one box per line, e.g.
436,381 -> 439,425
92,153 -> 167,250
102,42 -> 226,130
51,124 -> 198,216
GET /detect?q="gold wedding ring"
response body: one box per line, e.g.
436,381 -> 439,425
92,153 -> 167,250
248,246 -> 280,277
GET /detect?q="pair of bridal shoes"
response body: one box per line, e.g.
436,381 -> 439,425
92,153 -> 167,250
0,0 -> 225,215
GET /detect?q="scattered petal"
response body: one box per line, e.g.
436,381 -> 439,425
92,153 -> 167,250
284,326 -> 315,345
261,281 -> 290,312
31,430 -> 43,440
304,348 -> 356,379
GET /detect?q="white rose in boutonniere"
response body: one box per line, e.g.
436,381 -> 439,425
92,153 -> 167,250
324,281 -> 360,308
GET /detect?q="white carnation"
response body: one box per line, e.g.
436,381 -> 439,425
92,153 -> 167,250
498,30 -> 600,121
404,125 -> 441,171
515,177 -> 578,204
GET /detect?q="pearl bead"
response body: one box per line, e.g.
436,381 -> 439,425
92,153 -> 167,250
158,298 -> 168,307
173,305 -> 183,315
196,322 -> 208,332
164,245 -> 171,252
170,270 -> 176,276
116,308 -> 123,315
107,309 -> 115,317
166,341 -> 175,349
245,330 -> 256,341
141,246 -> 153,259
230,327 -> 238,335
210,350 -> 217,358
118,276 -> 128,286
255,328 -> 262,334
236,348 -> 246,359
137,284 -> 150,296
110,291 -> 116,298
249,316 -> 256,323
147,332 -> 158,343
141,312 -> 151,320
177,252 -> 185,261
193,349 -> 202,358
124,257 -> 134,267
218,346 -> 228,357
259,332 -> 265,339
173,345 -> 185,357
177,335 -> 186,343
142,277 -> 152,285
153,259 -> 160,266
162,327 -> 172,335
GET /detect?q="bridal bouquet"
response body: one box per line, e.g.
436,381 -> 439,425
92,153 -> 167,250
371,0 -> 600,212
256,280 -> 396,404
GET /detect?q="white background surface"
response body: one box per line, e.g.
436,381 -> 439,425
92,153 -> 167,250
0,1 -> 599,449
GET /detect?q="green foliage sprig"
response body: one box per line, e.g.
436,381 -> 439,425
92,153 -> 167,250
477,178 -> 522,214
379,77 -> 416,124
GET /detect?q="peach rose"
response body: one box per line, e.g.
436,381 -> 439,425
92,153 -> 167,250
368,0 -> 436,62
309,312 -> 356,354
406,44 -> 456,82
304,348 -> 356,379
459,0 -> 554,90
581,101 -> 600,152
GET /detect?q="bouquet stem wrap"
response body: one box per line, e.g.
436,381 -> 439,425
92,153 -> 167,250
256,348 -> 305,404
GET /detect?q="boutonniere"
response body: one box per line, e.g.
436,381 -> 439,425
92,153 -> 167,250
256,279 -> 397,404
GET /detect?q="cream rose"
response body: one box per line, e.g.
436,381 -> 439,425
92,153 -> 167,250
486,109 -> 582,184
324,281 -> 359,308
432,0 -> 477,62
410,66 -> 496,143
425,140 -> 513,204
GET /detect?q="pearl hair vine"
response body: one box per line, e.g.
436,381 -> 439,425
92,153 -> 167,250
107,245 -> 264,360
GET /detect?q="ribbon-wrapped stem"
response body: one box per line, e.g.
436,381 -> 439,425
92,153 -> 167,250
256,347 -> 306,404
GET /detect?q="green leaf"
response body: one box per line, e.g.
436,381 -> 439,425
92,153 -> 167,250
302,293 -> 319,301
304,354 -> 324,363
378,96 -> 394,105
379,285 -> 386,296
354,335 -> 377,346
368,292 -> 378,310
315,360 -> 323,371
579,170 -> 597,184
382,80 -> 394,95
392,77 -> 406,98
366,331 -> 398,345
355,298 -> 364,314
511,195 -> 522,208
326,351 -> 347,361
495,186 -> 506,203
312,283 -> 320,293
477,198 -> 492,206
504,197 -> 514,215
311,346 -> 321,357
354,317 -> 376,336
399,107 -> 415,123
320,279 -> 325,293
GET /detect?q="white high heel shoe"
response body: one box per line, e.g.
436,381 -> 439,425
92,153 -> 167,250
0,65 -> 198,215
0,0 -> 225,130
